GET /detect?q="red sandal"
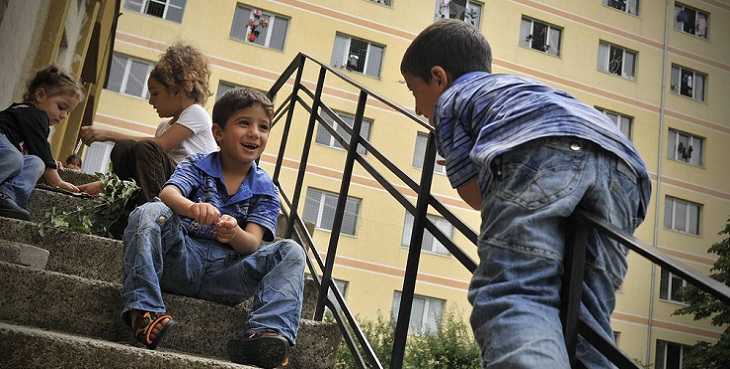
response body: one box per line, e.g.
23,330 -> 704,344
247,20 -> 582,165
133,311 -> 175,350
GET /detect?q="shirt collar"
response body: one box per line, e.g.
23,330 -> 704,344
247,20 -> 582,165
193,152 -> 275,202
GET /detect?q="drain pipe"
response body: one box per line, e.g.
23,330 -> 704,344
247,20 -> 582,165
645,0 -> 671,364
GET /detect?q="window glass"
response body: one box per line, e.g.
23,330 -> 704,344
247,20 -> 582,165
331,33 -> 385,78
230,5 -> 289,51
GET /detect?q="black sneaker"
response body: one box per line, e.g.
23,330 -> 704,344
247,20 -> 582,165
227,332 -> 290,368
0,196 -> 31,221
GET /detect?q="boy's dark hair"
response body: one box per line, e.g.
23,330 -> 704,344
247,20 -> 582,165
212,88 -> 274,128
401,19 -> 492,83
24,64 -> 85,103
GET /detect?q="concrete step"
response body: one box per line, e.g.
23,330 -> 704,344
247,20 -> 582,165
0,261 -> 340,369
0,322 -> 257,369
0,238 -> 49,269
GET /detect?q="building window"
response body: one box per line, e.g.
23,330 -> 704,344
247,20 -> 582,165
674,3 -> 709,39
413,132 -> 446,174
124,0 -> 186,23
597,108 -> 632,140
302,188 -> 360,236
216,82 -> 266,101
367,0 -> 392,6
667,129 -> 703,167
392,291 -> 445,335
401,212 -> 452,256
603,0 -> 639,16
316,111 -> 372,155
598,42 -> 636,79
656,340 -> 692,369
659,268 -> 688,303
671,65 -> 706,102
434,0 -> 482,28
106,53 -> 153,99
331,33 -> 384,78
230,5 -> 290,51
664,196 -> 701,235
519,17 -> 562,56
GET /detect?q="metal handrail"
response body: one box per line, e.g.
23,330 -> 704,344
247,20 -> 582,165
266,53 -> 730,369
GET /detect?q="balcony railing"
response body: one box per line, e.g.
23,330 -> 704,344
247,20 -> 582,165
266,53 -> 730,369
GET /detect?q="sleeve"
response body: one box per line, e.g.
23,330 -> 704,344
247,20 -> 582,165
435,94 -> 478,189
16,107 -> 57,169
245,193 -> 280,242
165,154 -> 203,197
175,104 -> 211,135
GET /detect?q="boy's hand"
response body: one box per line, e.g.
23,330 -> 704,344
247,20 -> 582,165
215,215 -> 238,244
77,180 -> 103,196
189,202 -> 220,225
80,126 -> 110,145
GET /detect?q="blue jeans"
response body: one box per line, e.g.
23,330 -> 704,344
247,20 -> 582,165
469,137 -> 643,369
121,202 -> 306,344
0,134 -> 45,207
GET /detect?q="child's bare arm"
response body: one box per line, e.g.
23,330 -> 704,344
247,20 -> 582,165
457,178 -> 481,210
215,216 -> 265,254
159,185 -> 220,225
43,167 -> 79,192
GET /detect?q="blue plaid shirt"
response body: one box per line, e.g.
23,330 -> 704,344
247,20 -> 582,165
165,152 -> 280,242
434,71 -> 651,218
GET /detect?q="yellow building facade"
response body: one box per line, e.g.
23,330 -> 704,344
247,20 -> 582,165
88,0 -> 729,367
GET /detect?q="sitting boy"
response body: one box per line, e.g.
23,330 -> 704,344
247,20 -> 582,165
400,20 -> 651,368
120,87 -> 305,369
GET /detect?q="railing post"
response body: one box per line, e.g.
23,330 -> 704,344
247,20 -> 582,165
272,54 -> 305,185
562,212 -> 588,367
390,132 -> 438,369
314,90 -> 368,321
285,66 -> 327,239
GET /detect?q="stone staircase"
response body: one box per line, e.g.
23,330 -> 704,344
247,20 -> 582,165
0,177 -> 341,369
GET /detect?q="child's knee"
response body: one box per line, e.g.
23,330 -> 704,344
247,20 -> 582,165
2,149 -> 24,172
279,240 -> 306,265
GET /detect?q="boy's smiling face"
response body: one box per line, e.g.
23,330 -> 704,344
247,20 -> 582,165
213,104 -> 271,168
402,68 -> 450,126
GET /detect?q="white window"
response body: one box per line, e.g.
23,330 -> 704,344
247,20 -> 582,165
216,82 -> 266,101
597,108 -> 632,140
401,212 -> 452,256
674,3 -> 709,39
434,0 -> 483,28
656,340 -> 692,369
667,129 -> 703,167
124,0 -> 186,23
392,292 -> 445,335
413,132 -> 446,175
664,196 -> 701,235
81,141 -> 115,174
230,5 -> 290,51
671,65 -> 706,102
519,17 -> 562,56
106,53 -> 153,99
598,42 -> 636,79
316,111 -> 372,155
331,33 -> 384,78
302,188 -> 360,236
603,0 -> 639,16
659,268 -> 687,303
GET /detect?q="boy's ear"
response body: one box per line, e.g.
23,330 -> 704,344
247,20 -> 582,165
212,123 -> 224,142
430,66 -> 452,92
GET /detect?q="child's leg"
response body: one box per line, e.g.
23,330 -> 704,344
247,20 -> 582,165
109,139 -> 176,205
0,135 -> 44,208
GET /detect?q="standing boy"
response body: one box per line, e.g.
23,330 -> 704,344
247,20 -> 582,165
121,88 -> 304,369
400,19 -> 651,368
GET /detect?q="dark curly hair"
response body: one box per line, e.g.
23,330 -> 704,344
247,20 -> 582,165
23,64 -> 85,103
149,42 -> 212,105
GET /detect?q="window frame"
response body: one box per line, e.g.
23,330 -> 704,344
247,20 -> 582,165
603,0 -> 639,16
597,107 -> 633,140
519,17 -> 562,57
105,53 -> 154,99
123,0 -> 186,23
670,64 -> 706,102
598,41 -> 637,80
331,33 -> 385,78
655,340 -> 692,369
664,196 -> 701,235
659,268 -> 688,303
433,0 -> 483,28
315,110 -> 372,155
367,0 -> 392,6
401,212 -> 453,256
413,132 -> 446,175
229,4 -> 290,51
302,187 -> 361,236
392,291 -> 445,335
667,128 -> 703,167
674,3 -> 709,39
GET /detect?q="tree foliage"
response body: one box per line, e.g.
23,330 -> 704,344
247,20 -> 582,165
673,217 -> 730,369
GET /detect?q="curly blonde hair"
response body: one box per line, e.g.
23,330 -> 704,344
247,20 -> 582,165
149,42 -> 212,105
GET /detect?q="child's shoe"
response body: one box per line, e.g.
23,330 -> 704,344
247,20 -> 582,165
0,195 -> 31,221
227,332 -> 290,368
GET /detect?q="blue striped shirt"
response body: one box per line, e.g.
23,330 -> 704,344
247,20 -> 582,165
165,152 -> 280,242
434,72 -> 651,218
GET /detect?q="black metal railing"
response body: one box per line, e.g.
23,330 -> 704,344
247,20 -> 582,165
266,53 -> 730,369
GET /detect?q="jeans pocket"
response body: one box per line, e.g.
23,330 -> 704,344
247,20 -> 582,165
495,139 -> 587,210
